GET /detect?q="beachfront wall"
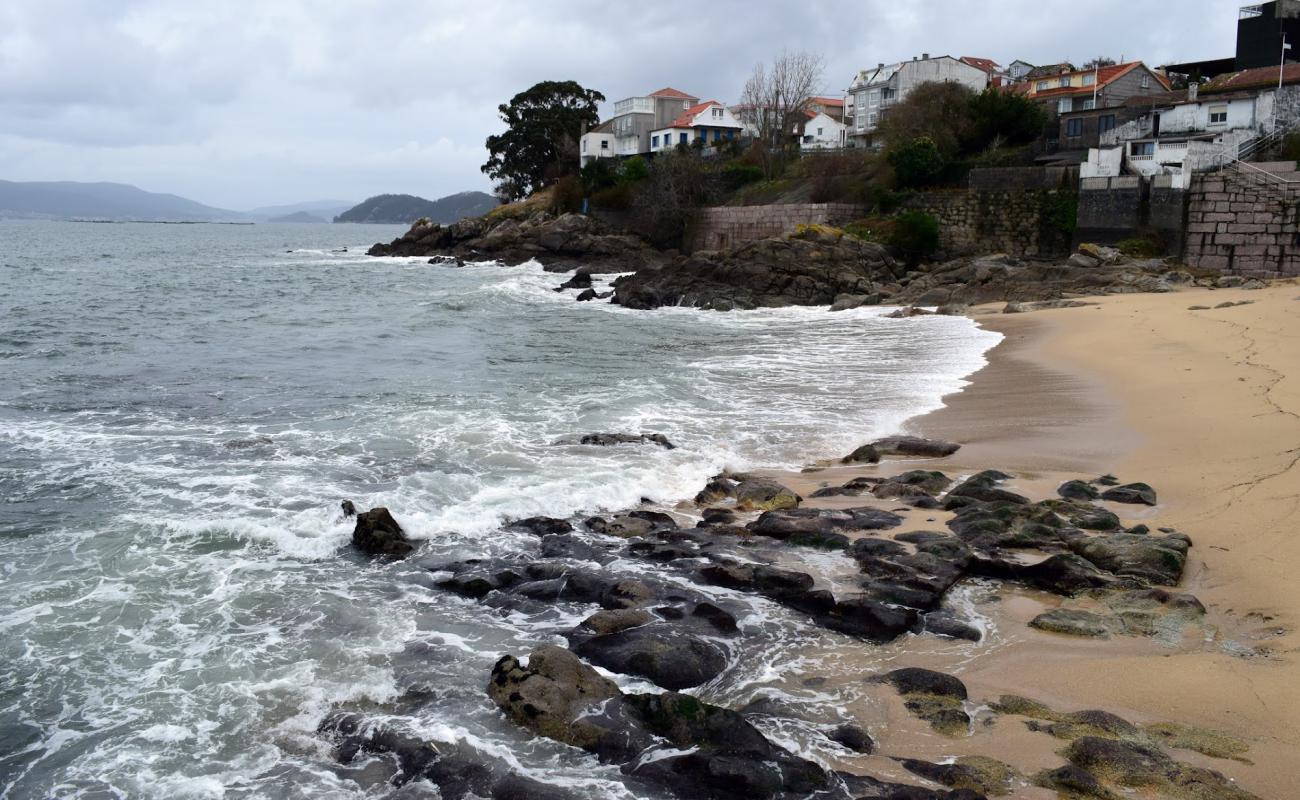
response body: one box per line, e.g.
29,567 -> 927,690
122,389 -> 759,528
1183,173 -> 1300,278
689,203 -> 865,251
900,185 -> 1077,258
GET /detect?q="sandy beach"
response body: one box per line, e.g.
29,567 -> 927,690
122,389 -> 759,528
758,283 -> 1300,797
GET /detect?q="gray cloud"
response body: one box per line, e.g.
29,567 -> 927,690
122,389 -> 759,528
0,0 -> 1236,208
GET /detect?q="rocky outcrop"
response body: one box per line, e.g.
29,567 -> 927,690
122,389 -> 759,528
612,231 -> 904,310
487,646 -> 841,800
350,506 -> 414,558
368,211 -> 666,273
892,253 -> 1175,307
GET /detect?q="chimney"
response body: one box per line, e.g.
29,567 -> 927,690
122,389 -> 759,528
922,53 -> 930,60
878,62 -> 885,69
1187,83 -> 1198,101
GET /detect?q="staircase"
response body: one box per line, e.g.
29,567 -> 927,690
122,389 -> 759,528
1215,120 -> 1300,199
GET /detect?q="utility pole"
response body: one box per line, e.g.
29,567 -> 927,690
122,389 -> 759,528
1276,34 -> 1291,132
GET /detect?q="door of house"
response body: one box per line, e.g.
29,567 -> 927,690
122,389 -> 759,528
1152,112 -> 1161,137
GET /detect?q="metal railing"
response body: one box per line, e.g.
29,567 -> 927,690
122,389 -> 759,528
1211,118 -> 1300,196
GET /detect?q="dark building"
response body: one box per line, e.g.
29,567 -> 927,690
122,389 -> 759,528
1237,1 -> 1300,69
1164,1 -> 1300,81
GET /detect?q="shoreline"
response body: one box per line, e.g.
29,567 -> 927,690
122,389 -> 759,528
753,283 -> 1299,797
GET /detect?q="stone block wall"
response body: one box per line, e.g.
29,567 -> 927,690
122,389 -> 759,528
1075,175 -> 1186,255
1183,173 -> 1300,277
901,188 -> 1075,258
689,203 -> 864,252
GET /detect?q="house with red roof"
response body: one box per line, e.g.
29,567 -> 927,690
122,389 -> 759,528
1014,61 -> 1170,118
579,87 -> 703,167
649,101 -> 744,153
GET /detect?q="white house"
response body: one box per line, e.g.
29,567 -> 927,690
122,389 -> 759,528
846,54 -> 989,147
579,87 -> 702,167
579,121 -> 617,167
649,101 -> 744,153
799,111 -> 847,151
1080,65 -> 1300,187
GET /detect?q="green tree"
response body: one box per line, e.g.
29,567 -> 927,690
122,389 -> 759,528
878,81 -> 977,157
964,88 -> 1048,152
482,80 -> 605,201
888,137 -> 948,188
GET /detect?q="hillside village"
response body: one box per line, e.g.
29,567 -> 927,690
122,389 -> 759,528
563,0 -> 1300,279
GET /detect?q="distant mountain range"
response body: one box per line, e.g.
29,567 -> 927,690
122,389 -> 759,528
333,192 -> 498,224
0,180 -> 496,225
0,180 -> 247,222
268,210 -> 330,223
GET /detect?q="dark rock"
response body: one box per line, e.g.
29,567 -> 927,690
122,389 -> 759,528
611,233 -> 900,310
899,756 -> 1017,796
871,436 -> 961,458
749,507 -> 903,540
575,288 -> 599,302
557,270 -> 593,290
568,622 -> 728,690
1030,608 -> 1113,638
827,723 -> 875,754
876,667 -> 968,700
585,514 -> 654,538
873,668 -> 971,736
947,471 -> 1029,505
539,534 -> 608,562
919,610 -> 982,641
1058,479 -> 1101,501
841,443 -> 881,464
575,432 -> 676,449
1100,482 -> 1157,506
1068,532 -> 1189,586
699,508 -> 738,526
352,507 -> 415,558
1033,764 -> 1119,800
732,477 -> 799,511
507,516 -> 573,536
341,499 -> 357,518
698,562 -> 815,595
1062,736 -> 1256,800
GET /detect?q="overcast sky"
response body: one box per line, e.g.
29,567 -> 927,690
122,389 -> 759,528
0,0 -> 1236,210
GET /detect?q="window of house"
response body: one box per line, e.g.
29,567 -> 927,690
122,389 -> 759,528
652,135 -> 659,148
683,100 -> 691,109
1140,74 -> 1151,89
803,135 -> 813,143
1131,141 -> 1155,156
1083,73 -> 1096,86
1058,98 -> 1072,114
1066,118 -> 1084,137
1082,98 -> 1096,110
679,132 -> 688,144
581,140 -> 587,152
600,139 -> 608,150
1099,114 -> 1116,133
1037,80 -> 1050,90
1059,76 -> 1070,88
1209,106 -> 1228,124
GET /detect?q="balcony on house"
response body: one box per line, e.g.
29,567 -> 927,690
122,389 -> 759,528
613,97 -> 656,116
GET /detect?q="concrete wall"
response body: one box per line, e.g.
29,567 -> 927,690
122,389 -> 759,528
1075,175 -> 1187,253
689,203 -> 865,251
1183,173 -> 1300,277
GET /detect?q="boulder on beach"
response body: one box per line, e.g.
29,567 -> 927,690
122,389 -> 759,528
350,506 -> 414,558
872,667 -> 971,736
871,435 -> 961,458
1100,482 -> 1158,506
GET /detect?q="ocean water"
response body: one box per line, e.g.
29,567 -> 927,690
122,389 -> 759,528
0,220 -> 1001,799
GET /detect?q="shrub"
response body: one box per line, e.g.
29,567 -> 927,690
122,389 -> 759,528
964,89 -> 1049,152
580,159 -> 621,192
1280,132 -> 1300,163
888,137 -> 949,189
1117,232 -> 1164,257
866,185 -> 907,214
620,155 -> 650,184
719,163 -> 765,191
549,175 -> 584,214
591,183 -> 633,210
843,217 -> 897,243
1043,191 -> 1079,236
889,211 -> 941,263
791,223 -> 845,240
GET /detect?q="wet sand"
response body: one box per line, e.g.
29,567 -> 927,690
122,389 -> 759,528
758,284 -> 1300,796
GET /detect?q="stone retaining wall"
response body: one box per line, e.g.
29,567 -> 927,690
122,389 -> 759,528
902,188 -> 1076,258
689,203 -> 864,252
1183,173 -> 1300,277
